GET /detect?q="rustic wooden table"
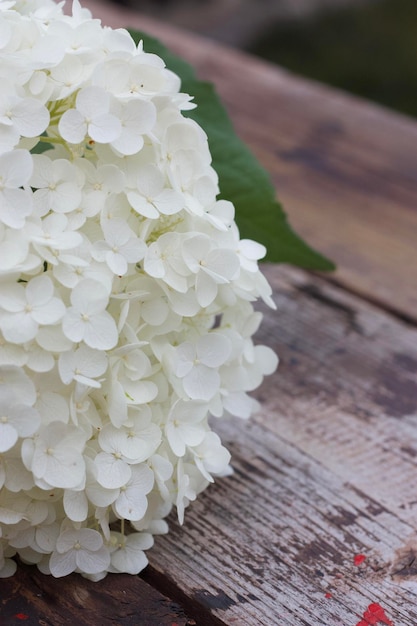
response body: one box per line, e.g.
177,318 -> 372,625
2,2 -> 417,625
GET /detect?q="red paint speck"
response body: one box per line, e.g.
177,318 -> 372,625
14,614 -> 29,621
355,602 -> 394,626
325,592 -> 332,598
354,554 -> 367,566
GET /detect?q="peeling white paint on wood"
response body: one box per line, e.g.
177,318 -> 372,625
147,267 -> 417,625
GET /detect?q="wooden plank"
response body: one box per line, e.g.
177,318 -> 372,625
0,563 -> 195,626
138,265 -> 417,625
83,0 -> 417,322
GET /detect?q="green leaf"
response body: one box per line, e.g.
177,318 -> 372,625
30,137 -> 54,154
129,30 -> 335,270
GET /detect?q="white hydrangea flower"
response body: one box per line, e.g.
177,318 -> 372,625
0,274 -> 65,344
59,86 -> 121,145
58,344 -> 108,387
109,99 -> 156,156
109,530 -> 153,575
92,219 -> 146,276
165,399 -> 207,457
30,213 -> 83,262
0,224 -> 41,277
62,279 -> 118,349
22,421 -> 87,489
30,155 -> 83,216
0,389 -> 40,453
0,149 -> 33,229
0,0 -> 278,580
49,527 -> 110,577
174,334 -> 232,401
182,234 -> 240,307
0,86 -> 49,149
112,463 -> 154,521
190,431 -> 232,482
127,164 -> 184,218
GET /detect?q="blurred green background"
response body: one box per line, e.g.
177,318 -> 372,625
249,0 -> 417,118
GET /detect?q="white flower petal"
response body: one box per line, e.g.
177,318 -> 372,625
26,275 -> 54,307
13,98 -> 50,138
111,538 -> 148,574
0,149 -> 33,187
183,365 -> 219,401
76,545 -> 110,574
197,333 -> 232,368
0,422 -> 18,452
96,453 -> 131,489
63,489 -> 88,522
77,86 -> 110,118
89,114 -> 121,144
83,312 -> 118,350
49,549 -> 77,578
0,311 -> 38,344
32,298 -> 65,325
58,109 -> 87,144
106,251 -> 127,276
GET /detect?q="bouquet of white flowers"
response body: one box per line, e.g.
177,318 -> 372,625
0,0 -> 286,579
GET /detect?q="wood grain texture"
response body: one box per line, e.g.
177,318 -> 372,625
0,562 -> 195,625
143,266 -> 417,625
83,0 -> 417,322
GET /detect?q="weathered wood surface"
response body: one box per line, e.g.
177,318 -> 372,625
145,266 -> 417,625
4,2 -> 417,625
0,562 -> 194,625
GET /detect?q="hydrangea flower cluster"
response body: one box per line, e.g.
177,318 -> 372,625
0,0 -> 278,579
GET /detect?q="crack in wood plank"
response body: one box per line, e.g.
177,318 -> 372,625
139,266 -> 417,625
